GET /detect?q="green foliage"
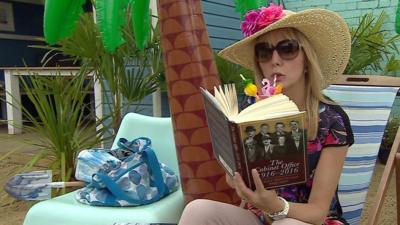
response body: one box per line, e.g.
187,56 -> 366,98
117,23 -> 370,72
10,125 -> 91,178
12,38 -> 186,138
234,0 -> 266,18
95,0 -> 129,52
382,117 -> 400,149
396,1 -> 400,34
5,70 -> 108,183
345,11 -> 400,75
43,0 -> 86,44
33,12 -> 162,133
131,0 -> 151,50
214,52 -> 253,94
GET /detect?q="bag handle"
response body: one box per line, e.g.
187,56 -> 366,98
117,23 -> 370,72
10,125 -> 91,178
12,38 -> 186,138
117,137 -> 152,153
95,147 -> 167,205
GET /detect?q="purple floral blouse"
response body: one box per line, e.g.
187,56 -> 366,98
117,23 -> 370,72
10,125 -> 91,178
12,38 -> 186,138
245,102 -> 354,225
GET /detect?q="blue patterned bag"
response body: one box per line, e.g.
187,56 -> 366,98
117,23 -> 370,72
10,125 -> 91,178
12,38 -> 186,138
75,137 -> 180,206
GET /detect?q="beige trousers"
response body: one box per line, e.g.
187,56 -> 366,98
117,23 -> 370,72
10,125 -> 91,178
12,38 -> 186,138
178,199 -> 312,225
178,199 -> 263,225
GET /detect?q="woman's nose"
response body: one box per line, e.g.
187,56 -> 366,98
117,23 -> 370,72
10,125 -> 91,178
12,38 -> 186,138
271,50 -> 282,66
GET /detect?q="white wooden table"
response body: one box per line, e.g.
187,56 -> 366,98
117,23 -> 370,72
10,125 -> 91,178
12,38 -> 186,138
2,67 -> 103,134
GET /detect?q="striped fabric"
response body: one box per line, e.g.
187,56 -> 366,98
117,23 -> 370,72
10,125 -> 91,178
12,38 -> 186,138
323,85 -> 399,225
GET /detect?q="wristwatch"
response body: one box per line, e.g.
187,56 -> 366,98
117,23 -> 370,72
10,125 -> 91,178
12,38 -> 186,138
266,197 -> 289,221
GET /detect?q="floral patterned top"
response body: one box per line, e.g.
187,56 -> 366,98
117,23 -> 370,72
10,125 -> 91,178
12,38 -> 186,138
245,102 -> 354,225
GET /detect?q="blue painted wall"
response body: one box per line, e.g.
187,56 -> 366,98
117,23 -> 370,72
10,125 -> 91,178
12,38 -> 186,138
202,0 -> 243,50
0,1 -> 47,119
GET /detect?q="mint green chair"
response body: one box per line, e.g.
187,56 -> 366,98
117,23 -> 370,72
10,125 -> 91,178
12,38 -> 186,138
23,113 -> 184,225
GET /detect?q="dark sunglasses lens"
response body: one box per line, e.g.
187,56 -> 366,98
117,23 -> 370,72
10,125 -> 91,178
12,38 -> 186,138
255,43 -> 273,61
277,40 -> 300,59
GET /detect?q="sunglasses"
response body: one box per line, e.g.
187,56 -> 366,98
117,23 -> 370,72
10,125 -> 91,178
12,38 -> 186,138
255,39 -> 301,62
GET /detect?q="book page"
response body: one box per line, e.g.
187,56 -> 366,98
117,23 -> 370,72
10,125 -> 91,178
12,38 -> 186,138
234,110 -> 300,124
238,94 -> 289,116
233,100 -> 299,123
201,85 -> 300,124
224,84 -> 238,118
201,88 -> 225,113
201,85 -> 239,118
214,86 -> 230,116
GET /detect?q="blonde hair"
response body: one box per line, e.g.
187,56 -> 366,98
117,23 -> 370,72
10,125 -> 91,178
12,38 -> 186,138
253,28 -> 332,140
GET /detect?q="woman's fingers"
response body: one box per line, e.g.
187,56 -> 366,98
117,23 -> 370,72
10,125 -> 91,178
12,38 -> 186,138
251,169 -> 265,191
234,172 -> 254,200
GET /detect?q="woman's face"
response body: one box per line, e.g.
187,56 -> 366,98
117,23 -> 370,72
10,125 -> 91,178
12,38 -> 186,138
256,29 -> 306,91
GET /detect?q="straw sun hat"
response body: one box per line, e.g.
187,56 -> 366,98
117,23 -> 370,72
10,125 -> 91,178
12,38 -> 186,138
218,5 -> 351,88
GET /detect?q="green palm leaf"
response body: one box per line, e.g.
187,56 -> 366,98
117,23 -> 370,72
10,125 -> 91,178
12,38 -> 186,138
234,0 -> 266,18
44,0 -> 86,44
131,0 -> 151,50
95,0 -> 129,52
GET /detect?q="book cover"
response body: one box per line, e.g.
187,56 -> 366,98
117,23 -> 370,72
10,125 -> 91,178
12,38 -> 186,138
201,85 -> 308,190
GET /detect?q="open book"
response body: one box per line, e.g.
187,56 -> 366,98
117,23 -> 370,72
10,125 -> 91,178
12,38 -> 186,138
201,84 -> 308,190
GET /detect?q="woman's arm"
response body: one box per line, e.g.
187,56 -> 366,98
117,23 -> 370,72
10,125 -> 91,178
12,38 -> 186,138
287,145 -> 348,224
233,145 -> 348,225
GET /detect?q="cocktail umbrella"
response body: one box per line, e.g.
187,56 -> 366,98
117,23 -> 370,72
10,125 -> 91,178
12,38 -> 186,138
5,170 -> 84,201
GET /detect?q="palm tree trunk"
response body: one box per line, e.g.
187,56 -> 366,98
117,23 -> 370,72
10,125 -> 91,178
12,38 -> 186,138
157,0 -> 238,204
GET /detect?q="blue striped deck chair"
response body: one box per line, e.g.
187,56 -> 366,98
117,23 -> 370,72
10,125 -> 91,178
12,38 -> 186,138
324,75 -> 400,225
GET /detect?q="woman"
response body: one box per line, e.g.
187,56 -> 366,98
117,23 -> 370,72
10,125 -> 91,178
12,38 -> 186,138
178,4 -> 353,225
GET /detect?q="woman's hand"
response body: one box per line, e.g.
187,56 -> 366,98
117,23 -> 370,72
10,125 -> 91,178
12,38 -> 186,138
233,169 -> 284,214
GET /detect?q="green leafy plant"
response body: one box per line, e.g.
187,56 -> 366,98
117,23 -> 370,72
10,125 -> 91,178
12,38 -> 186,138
379,117 -> 400,164
214,52 -> 254,93
33,12 -> 162,134
345,11 -> 400,75
3,69 -> 108,184
382,117 -> 400,150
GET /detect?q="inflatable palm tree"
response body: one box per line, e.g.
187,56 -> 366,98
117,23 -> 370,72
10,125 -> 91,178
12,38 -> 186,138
156,0 -> 237,204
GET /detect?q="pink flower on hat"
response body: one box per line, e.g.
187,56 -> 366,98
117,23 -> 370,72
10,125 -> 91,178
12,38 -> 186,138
257,3 -> 284,28
240,3 -> 284,37
241,10 -> 260,37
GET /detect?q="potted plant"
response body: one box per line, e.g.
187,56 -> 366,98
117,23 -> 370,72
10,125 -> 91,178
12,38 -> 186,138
1,69 -> 107,190
34,12 -> 162,135
344,11 -> 400,75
